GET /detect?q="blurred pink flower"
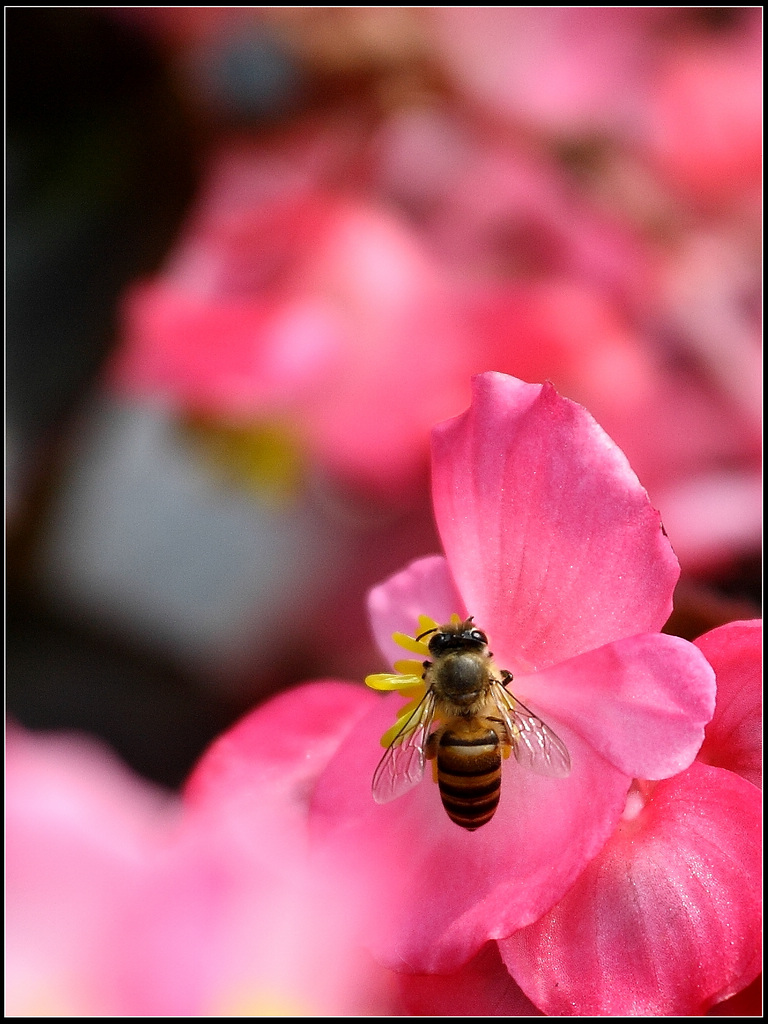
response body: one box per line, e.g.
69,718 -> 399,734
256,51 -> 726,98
373,107 -> 654,311
106,116 -> 760,574
6,687 -> 400,1016
6,726 -> 176,1015
108,142 -> 471,494
310,372 -> 716,973
430,8 -> 665,138
500,618 -> 762,1015
644,12 -> 762,205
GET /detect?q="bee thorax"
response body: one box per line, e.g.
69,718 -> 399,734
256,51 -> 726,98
430,651 -> 490,705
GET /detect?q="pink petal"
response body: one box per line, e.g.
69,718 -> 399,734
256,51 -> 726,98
500,763 -> 762,1015
128,684 -> 396,1015
284,200 -> 472,490
398,941 -> 543,1016
695,620 -> 762,790
432,8 -> 663,135
6,727 -> 178,1015
110,280 -> 346,420
431,372 -> 680,672
310,693 -> 631,973
366,556 -> 466,667
645,16 -> 762,202
519,632 -> 716,780
184,681 -> 376,832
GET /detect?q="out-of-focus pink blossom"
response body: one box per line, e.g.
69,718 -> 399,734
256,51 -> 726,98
644,13 -> 762,205
6,726 -> 177,1015
657,228 -> 762,429
309,372 -> 716,974
500,619 -> 762,1015
6,689 -> 401,1016
430,8 -> 665,137
373,107 -> 654,311
106,108 -> 760,573
108,143 -> 472,494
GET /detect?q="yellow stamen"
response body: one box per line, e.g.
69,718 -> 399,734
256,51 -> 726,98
393,658 -> 425,676
391,632 -> 430,656
365,672 -> 422,691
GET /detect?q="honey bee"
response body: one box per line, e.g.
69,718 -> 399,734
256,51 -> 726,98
372,617 -> 571,830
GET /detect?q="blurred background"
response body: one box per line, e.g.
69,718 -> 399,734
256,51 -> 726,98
7,7 -> 762,791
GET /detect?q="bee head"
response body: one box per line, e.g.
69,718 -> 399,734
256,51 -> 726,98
421,618 -> 489,657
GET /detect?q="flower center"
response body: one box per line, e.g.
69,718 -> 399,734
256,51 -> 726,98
618,778 -> 657,832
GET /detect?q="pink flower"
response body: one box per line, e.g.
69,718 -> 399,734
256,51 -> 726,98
643,11 -> 762,205
6,726 -> 177,1015
430,8 -> 666,138
310,372 -> 716,973
107,142 -> 472,493
6,693 -> 401,1016
500,619 -> 762,1015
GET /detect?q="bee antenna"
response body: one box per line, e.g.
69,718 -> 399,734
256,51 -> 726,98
415,625 -> 438,642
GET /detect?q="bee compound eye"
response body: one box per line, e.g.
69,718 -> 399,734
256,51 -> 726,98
428,632 -> 451,655
470,629 -> 488,644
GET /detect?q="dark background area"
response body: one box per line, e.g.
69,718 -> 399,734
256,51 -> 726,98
6,9 -> 233,788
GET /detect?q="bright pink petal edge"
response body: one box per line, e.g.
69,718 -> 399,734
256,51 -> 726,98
431,372 -> 680,672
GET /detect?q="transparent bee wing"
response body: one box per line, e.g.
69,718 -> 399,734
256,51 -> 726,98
490,679 -> 571,778
372,690 -> 437,804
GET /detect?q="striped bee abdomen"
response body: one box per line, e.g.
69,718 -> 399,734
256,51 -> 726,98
436,725 -> 502,831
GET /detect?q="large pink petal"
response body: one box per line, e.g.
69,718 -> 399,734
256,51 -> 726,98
310,692 -> 631,973
366,555 -> 466,667
518,632 -> 716,780
694,620 -> 762,790
500,763 -> 762,1015
431,372 -> 680,672
184,681 -> 376,834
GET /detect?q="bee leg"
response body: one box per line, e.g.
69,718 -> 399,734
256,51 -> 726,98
500,669 -> 513,689
425,732 -> 439,782
486,715 -> 513,756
